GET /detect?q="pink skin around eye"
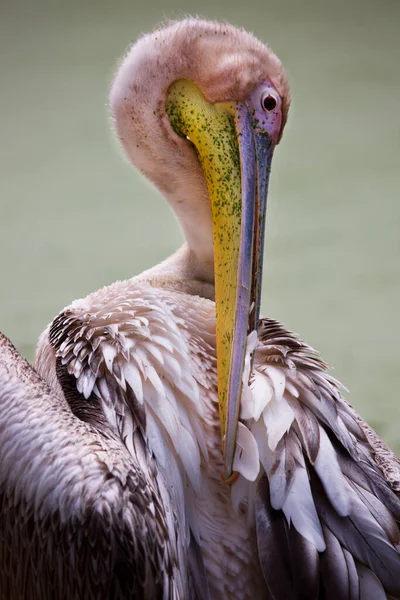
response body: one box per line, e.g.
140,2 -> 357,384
247,78 -> 282,144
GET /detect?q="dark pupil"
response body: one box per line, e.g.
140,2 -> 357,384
263,95 -> 277,111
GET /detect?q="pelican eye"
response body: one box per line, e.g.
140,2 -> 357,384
261,92 -> 278,112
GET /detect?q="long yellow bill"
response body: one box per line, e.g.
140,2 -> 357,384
166,79 -> 282,480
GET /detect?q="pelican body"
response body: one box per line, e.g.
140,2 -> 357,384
1,18 -> 400,600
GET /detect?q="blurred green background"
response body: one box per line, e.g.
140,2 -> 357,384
0,0 -> 399,451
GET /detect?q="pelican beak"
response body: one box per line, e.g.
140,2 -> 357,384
166,79 -> 282,480
216,103 -> 276,480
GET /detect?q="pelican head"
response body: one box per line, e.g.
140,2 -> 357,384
110,18 -> 290,479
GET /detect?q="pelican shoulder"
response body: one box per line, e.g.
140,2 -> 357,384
36,280 -> 218,488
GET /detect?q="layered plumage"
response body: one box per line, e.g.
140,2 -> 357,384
35,281 -> 265,599
0,331 -> 184,599
0,16 -> 399,600
235,320 -> 400,599
34,281 -> 400,599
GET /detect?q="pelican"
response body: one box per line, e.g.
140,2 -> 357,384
1,17 -> 400,600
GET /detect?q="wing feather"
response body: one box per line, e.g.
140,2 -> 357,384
357,563 -> 387,600
320,525 -> 349,599
36,284 -> 213,598
46,289 -> 207,495
0,331 -> 182,598
248,318 -> 400,599
287,518 -> 320,599
343,549 -> 360,600
255,476 -> 295,600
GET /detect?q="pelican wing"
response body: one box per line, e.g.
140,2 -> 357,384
42,287 -> 208,496
35,286 -> 211,600
0,331 -> 183,599
236,319 -> 400,600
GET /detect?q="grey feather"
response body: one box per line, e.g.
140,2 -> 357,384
287,522 -> 320,599
0,332 -> 181,599
254,318 -> 400,600
357,563 -> 387,600
289,401 -> 320,465
348,479 -> 400,545
343,549 -> 360,600
338,445 -> 400,521
255,476 -> 295,600
311,463 -> 400,596
320,525 -> 349,599
187,532 -> 212,600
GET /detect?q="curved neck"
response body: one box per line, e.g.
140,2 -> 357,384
134,243 -> 215,299
109,20 -> 287,291
110,27 -> 217,284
